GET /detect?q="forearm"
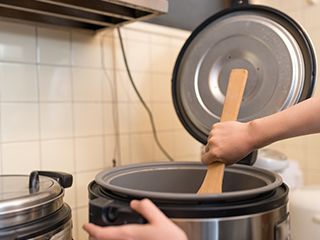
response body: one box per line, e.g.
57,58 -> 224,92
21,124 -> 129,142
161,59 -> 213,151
202,95 -> 320,166
249,95 -> 320,149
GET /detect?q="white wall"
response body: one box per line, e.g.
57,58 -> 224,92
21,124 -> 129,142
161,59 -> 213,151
0,20 -> 201,239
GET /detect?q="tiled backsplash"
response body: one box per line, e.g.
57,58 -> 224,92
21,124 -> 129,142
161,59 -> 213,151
1,0 -> 320,239
0,19 -> 200,239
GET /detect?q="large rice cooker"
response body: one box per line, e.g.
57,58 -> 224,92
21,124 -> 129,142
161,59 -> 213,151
0,171 -> 73,239
89,162 -> 289,240
88,0 -> 317,239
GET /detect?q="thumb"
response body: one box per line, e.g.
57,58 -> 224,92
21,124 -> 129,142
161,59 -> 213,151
83,223 -> 102,239
130,199 -> 167,224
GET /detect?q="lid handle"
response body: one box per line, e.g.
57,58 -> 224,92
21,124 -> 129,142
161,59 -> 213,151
37,171 -> 73,188
29,171 -> 39,190
89,198 -> 146,225
29,171 -> 73,189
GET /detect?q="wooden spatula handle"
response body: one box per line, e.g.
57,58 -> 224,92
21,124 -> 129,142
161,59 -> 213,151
197,69 -> 248,194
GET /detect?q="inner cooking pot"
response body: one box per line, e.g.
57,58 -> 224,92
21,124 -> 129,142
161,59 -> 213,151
94,161 -> 282,203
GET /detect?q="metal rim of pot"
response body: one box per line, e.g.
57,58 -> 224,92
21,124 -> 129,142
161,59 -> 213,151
172,0 -> 317,145
89,180 -> 288,220
94,161 -> 283,203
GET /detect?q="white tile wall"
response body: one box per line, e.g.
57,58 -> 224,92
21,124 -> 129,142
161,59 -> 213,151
1,103 -> 39,142
74,137 -> 104,172
74,103 -> 103,137
41,139 -> 75,172
1,1 -> 320,238
38,66 -> 72,102
40,103 -> 73,139
2,142 -> 40,174
73,68 -> 102,101
0,19 -> 198,239
0,22 -> 36,63
0,63 -> 38,102
37,27 -> 71,65
72,31 -> 101,68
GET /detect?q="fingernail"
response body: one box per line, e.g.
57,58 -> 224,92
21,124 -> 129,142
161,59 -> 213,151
130,199 -> 138,207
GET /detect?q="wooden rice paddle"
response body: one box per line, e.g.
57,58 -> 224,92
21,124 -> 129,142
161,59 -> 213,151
197,69 -> 248,194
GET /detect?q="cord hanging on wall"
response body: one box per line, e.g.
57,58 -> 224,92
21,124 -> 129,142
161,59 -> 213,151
101,31 -> 122,167
117,27 -> 174,162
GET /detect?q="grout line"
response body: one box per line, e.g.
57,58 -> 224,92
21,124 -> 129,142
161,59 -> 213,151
69,29 -> 79,215
121,22 -> 191,39
35,25 -> 43,170
0,59 -> 176,77
100,34 -> 107,170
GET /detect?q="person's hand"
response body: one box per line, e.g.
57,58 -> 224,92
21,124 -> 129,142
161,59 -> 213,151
202,121 -> 255,165
83,198 -> 188,240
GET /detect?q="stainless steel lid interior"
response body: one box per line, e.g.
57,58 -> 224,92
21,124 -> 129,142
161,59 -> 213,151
172,1 -> 317,144
178,14 -> 304,129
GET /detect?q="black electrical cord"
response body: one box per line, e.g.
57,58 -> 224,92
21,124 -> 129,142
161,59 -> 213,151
117,27 -> 174,162
101,32 -> 121,166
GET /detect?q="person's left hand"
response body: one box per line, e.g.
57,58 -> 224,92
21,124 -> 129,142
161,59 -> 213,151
83,198 -> 188,240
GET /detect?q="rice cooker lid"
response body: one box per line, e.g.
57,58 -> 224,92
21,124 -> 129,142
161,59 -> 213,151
172,2 -> 317,144
0,172 -> 63,229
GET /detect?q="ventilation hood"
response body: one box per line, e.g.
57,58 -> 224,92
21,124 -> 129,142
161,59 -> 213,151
0,0 -> 168,31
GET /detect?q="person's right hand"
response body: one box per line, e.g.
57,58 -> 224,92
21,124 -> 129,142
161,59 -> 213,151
83,198 -> 188,240
202,121 -> 255,166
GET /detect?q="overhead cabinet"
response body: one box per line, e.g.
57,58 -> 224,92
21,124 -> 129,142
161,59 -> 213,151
0,0 -> 168,30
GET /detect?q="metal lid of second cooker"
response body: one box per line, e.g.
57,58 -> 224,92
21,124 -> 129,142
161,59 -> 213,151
172,4 -> 317,144
0,174 -> 64,229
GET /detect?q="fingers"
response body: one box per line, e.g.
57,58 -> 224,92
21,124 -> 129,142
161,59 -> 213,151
130,199 -> 167,224
204,142 -> 210,153
201,151 -> 224,165
82,199 -> 164,240
201,151 -> 212,165
83,223 -> 108,240
83,200 -> 188,240
130,199 -> 188,240
83,223 -> 123,240
83,223 -> 143,240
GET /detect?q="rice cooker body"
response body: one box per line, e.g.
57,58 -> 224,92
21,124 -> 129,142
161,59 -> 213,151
88,162 -> 289,240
